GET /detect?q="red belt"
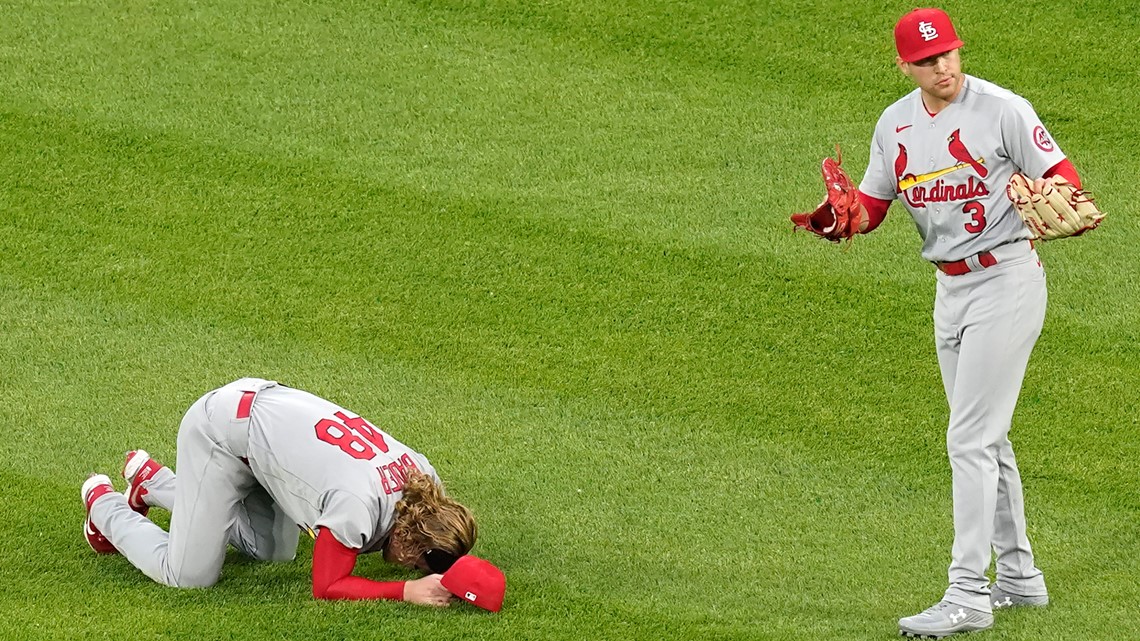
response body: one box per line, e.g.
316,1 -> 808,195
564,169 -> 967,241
936,251 -> 997,276
236,391 -> 256,468
236,391 -> 256,419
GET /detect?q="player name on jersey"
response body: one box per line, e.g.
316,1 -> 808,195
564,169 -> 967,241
378,454 -> 423,495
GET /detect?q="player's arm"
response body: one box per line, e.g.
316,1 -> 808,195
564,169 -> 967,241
857,191 -> 891,234
855,118 -> 898,235
311,527 -> 450,606
1000,99 -> 1070,182
1019,159 -> 1084,200
1042,158 -> 1081,189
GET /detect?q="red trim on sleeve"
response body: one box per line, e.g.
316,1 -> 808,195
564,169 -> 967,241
311,527 -> 405,601
1043,159 -> 1081,190
857,191 -> 892,234
236,391 -> 256,419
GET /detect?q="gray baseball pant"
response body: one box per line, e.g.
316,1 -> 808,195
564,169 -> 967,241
89,383 -> 299,587
934,244 -> 1049,612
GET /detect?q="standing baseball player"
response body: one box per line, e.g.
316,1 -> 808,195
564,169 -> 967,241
792,7 -> 1103,638
81,378 -> 504,610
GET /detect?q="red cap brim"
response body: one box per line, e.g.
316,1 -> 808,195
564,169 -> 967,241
900,38 -> 963,63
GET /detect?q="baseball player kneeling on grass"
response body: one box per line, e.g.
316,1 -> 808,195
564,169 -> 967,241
81,378 -> 505,611
792,7 -> 1104,639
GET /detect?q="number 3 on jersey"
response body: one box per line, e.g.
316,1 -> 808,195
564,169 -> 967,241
963,201 -> 986,233
314,411 -> 390,460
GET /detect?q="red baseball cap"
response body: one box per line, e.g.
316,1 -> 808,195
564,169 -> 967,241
440,555 -> 506,612
894,8 -> 964,62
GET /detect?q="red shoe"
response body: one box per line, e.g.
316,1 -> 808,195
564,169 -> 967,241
122,450 -> 162,517
81,474 -> 118,554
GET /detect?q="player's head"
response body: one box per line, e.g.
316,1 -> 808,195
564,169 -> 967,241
893,8 -> 964,101
385,470 -> 477,572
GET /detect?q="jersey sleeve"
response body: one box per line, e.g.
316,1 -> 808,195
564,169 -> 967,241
314,490 -> 379,550
311,527 -> 406,601
999,97 -> 1067,179
859,119 -> 898,200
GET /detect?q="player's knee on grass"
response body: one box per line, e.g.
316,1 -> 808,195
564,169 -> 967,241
165,568 -> 221,589
160,550 -> 227,588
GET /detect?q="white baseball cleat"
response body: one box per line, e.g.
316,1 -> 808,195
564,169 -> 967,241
81,474 -> 119,555
898,600 -> 993,638
123,450 -> 163,517
990,584 -> 1049,609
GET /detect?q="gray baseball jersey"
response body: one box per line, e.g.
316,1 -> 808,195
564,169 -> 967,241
243,380 -> 440,550
860,74 -> 1067,261
88,378 -> 441,587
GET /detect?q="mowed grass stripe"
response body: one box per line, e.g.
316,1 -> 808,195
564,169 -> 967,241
0,107 -> 948,467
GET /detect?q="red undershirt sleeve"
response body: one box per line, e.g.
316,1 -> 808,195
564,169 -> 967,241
311,527 -> 405,601
857,191 -> 892,234
1042,158 -> 1081,189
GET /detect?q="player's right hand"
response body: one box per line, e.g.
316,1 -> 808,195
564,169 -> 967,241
403,574 -> 453,607
791,145 -> 864,243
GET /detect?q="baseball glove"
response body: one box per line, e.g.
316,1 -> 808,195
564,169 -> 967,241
1006,173 -> 1105,241
791,146 -> 864,243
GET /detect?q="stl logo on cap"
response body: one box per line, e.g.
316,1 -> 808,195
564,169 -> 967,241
440,555 -> 506,612
918,21 -> 938,41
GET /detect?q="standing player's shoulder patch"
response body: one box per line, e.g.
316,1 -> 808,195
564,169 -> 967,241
1031,125 -> 1055,152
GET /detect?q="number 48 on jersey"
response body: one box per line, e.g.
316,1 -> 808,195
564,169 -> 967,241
314,411 -> 390,460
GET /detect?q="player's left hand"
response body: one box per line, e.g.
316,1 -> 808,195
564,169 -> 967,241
791,145 -> 866,243
1006,174 -> 1105,240
403,574 -> 453,607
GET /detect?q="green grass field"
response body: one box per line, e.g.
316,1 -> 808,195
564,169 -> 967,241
2,1 -> 1137,639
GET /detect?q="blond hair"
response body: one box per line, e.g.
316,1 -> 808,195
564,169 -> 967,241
389,470 -> 477,568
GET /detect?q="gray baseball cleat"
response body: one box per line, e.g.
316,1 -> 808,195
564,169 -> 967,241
898,600 -> 993,638
990,584 -> 1049,609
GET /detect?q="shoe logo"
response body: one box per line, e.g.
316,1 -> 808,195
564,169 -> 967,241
85,520 -> 100,538
948,609 -> 966,624
896,124 -> 913,133
995,597 -> 1012,607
